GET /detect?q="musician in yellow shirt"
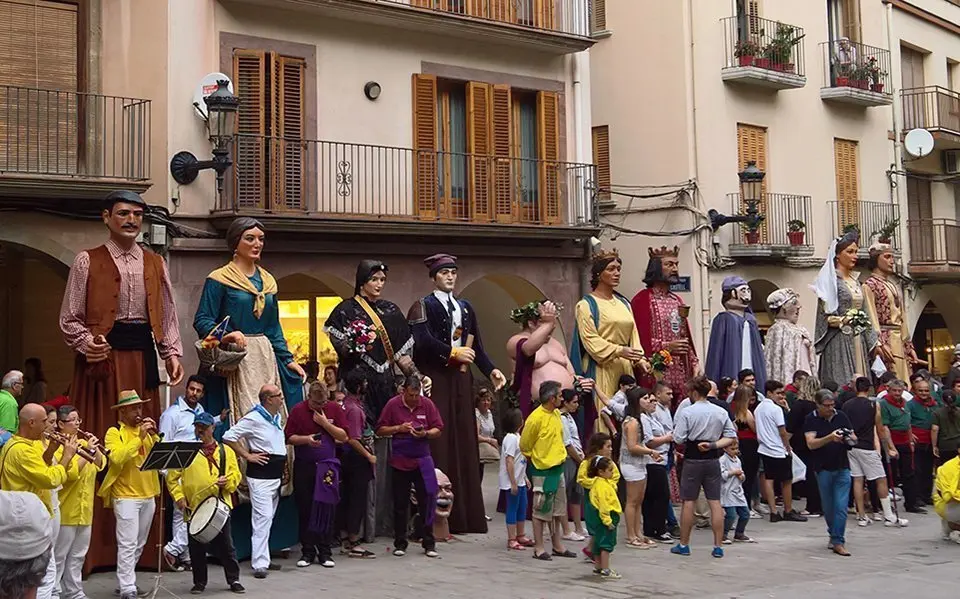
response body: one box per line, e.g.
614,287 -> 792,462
53,405 -> 106,599
166,412 -> 243,594
0,403 -> 77,599
100,391 -> 161,599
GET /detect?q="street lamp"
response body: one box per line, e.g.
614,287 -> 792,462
707,160 -> 767,233
169,79 -> 240,198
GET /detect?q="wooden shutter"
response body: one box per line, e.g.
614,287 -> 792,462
747,0 -> 762,37
412,74 -> 438,219
841,0 -> 862,43
592,126 -> 611,203
907,178 -> 934,261
466,81 -> 491,222
233,49 -> 267,209
537,90 -> 561,225
0,0 -> 78,176
833,138 -> 860,229
593,0 -> 606,32
490,84 -> 513,223
736,123 -> 768,240
535,0 -> 555,30
269,55 -> 305,211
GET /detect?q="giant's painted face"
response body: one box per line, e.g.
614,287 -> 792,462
780,298 -> 801,324
724,284 -> 751,310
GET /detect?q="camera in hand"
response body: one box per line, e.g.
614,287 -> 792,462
837,428 -> 856,447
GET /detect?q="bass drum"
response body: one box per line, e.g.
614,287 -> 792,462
188,496 -> 230,544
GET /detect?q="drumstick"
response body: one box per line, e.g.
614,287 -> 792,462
459,334 -> 475,373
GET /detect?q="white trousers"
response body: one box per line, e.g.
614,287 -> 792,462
114,498 -> 156,596
247,477 -> 280,570
164,505 -> 190,561
55,525 -> 91,599
38,505 -> 61,599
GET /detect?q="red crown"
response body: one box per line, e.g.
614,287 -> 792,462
648,246 -> 679,258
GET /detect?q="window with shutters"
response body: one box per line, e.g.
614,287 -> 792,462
412,75 -> 561,225
592,126 -> 610,203
833,138 -> 860,229
232,49 -> 306,211
591,0 -> 606,32
736,123 -> 769,241
829,0 -> 861,43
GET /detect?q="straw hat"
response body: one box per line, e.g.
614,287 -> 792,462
111,389 -> 150,410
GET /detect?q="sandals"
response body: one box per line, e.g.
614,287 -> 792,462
551,549 -> 577,558
507,539 -> 526,551
348,547 -> 376,559
515,536 -> 535,547
626,538 -> 655,549
532,551 -> 552,561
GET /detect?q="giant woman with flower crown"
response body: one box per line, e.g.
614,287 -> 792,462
811,230 -> 879,385
193,217 -> 306,560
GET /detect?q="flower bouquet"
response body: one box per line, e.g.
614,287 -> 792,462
346,319 -> 378,354
649,349 -> 673,379
841,309 -> 870,336
195,316 -> 246,373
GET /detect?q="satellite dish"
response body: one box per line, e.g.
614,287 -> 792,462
192,73 -> 234,119
904,128 -> 934,158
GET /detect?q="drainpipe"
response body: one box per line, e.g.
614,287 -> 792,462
683,0 -> 710,353
571,51 -> 588,223
885,2 -> 903,219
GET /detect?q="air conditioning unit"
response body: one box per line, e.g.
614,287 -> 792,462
945,150 -> 960,175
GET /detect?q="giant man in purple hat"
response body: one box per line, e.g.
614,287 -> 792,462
704,276 -> 766,390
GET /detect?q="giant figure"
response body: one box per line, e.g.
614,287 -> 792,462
705,276 -> 766,390
862,242 -> 924,380
764,288 -> 815,385
408,254 -> 506,534
631,246 -> 699,405
59,190 -> 184,572
506,300 -> 575,418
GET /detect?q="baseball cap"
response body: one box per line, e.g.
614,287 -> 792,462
0,491 -> 53,560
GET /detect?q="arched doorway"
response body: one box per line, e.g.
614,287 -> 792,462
459,274 -> 560,373
275,273 -> 352,369
912,300 -> 954,376
747,278 -> 778,341
0,242 -> 74,400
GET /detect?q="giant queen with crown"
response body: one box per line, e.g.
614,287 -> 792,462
631,246 -> 698,406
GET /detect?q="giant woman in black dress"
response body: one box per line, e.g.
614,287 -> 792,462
408,254 -> 506,534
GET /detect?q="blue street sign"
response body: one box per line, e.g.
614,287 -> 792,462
670,276 -> 692,293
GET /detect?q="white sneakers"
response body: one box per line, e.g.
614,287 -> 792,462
562,531 -> 587,542
884,517 -> 909,527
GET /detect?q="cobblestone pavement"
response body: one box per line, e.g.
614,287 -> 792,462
83,471 -> 960,599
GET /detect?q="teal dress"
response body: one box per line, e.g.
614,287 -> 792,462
193,270 -> 303,561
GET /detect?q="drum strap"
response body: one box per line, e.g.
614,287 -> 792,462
217,443 -> 225,499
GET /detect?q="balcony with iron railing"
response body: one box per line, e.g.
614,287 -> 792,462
819,40 -> 893,107
826,200 -> 901,256
720,15 -> 806,90
231,0 -> 594,54
902,86 -> 960,144
219,135 -> 597,236
725,192 -> 815,260
0,85 -> 151,198
907,218 -> 960,280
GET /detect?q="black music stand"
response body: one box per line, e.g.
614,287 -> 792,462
140,441 -> 202,599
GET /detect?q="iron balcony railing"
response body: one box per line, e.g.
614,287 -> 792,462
372,0 -> 591,37
827,200 -> 901,250
820,39 -> 892,94
726,192 -> 814,246
721,15 -> 806,77
907,219 -> 960,265
0,85 -> 151,181
902,86 -> 960,135
228,135 -> 597,227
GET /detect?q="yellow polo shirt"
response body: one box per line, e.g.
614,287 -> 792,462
0,436 -> 67,515
935,455 -> 960,520
166,443 -> 241,514
56,441 -> 106,526
519,405 -> 567,470
99,423 -> 160,503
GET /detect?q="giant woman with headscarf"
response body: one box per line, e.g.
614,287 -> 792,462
324,259 -> 419,537
193,217 -> 305,559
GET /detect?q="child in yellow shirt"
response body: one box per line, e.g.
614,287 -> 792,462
584,455 -> 622,580
578,433 -> 618,564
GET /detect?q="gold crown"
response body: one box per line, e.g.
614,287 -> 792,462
648,246 -> 679,258
592,248 -> 619,262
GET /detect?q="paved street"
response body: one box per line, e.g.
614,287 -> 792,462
84,472 -> 960,599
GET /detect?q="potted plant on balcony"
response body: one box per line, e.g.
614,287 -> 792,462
851,62 -> 871,90
741,220 -> 762,244
835,62 -> 853,87
734,39 -> 761,67
865,57 -> 887,93
766,23 -> 803,73
872,217 -> 899,244
786,219 -> 806,245
842,223 -> 861,237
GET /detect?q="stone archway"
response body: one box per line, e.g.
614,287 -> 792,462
747,278 -> 779,336
275,272 -> 352,368
459,273 -> 561,374
911,299 -> 955,376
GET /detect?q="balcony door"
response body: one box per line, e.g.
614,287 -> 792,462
901,46 -> 926,130
907,178 -> 934,261
736,123 -> 769,242
0,0 -> 79,175
833,138 -> 860,231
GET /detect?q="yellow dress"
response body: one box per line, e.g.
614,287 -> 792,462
574,294 -> 644,432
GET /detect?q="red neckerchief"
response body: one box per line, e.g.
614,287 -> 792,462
200,441 -> 218,473
917,394 -> 936,408
885,394 -> 905,410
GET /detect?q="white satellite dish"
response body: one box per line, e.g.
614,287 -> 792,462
904,128 -> 935,158
192,73 -> 234,119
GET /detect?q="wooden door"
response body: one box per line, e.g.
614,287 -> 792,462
901,46 -> 926,129
907,178 -> 934,261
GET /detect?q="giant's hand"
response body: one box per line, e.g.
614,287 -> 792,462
85,335 -> 112,363
421,375 -> 433,397
490,369 -> 507,391
539,301 -> 558,323
287,361 -> 307,382
165,356 -> 184,386
222,331 -> 247,350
